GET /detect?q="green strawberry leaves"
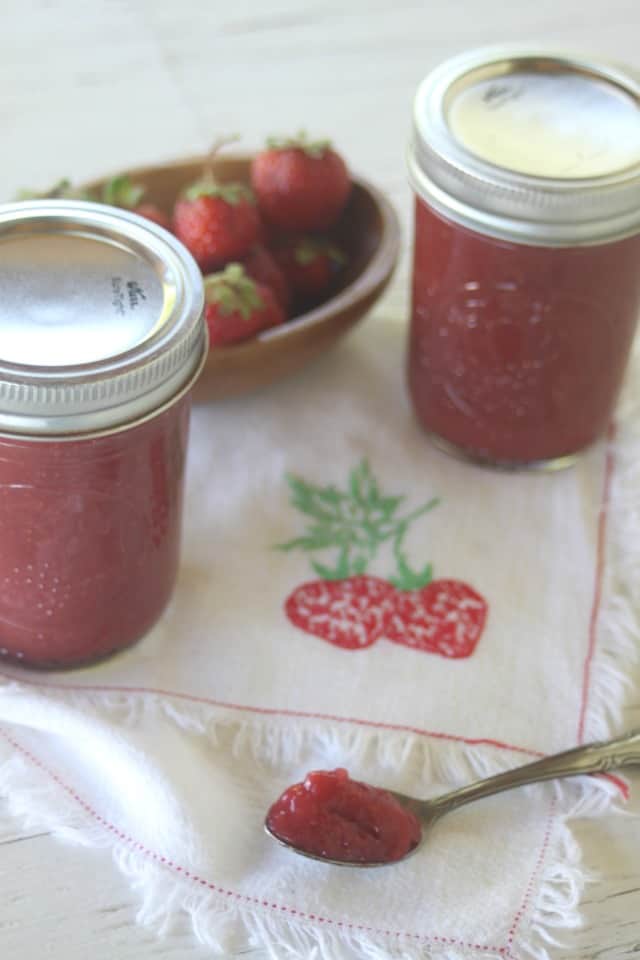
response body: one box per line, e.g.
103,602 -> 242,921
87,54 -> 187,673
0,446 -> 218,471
16,175 -> 145,207
102,175 -> 145,209
185,179 -> 255,205
266,130 -> 332,159
184,134 -> 253,204
204,263 -> 264,319
15,178 -> 94,202
311,548 -> 352,581
294,238 -> 346,267
277,459 -> 439,586
390,530 -> 434,591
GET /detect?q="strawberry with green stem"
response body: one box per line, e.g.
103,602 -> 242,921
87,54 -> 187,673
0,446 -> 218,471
174,138 -> 261,272
203,263 -> 285,347
251,131 -> 351,232
279,460 -> 488,656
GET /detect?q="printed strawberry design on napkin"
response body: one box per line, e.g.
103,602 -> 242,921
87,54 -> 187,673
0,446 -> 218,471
279,460 -> 489,657
284,575 -> 396,649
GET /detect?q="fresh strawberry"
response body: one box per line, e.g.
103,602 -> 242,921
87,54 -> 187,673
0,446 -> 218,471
272,236 -> 345,302
284,575 -> 397,650
173,180 -> 261,273
386,580 -> 488,659
241,244 -> 290,312
251,132 -> 351,232
203,263 -> 284,348
101,175 -> 172,231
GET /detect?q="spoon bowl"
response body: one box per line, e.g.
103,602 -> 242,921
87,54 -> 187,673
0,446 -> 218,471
264,785 -> 431,868
265,727 -> 640,867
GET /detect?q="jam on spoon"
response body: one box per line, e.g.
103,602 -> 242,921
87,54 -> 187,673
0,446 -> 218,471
266,729 -> 640,867
265,767 -> 421,865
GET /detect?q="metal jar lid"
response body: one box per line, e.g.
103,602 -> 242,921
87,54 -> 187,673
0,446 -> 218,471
0,200 -> 206,437
408,46 -> 640,246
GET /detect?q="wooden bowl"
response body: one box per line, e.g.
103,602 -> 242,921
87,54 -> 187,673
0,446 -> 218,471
84,155 -> 401,402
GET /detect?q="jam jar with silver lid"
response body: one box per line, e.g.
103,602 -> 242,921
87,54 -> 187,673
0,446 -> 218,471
407,47 -> 640,467
0,200 -> 206,668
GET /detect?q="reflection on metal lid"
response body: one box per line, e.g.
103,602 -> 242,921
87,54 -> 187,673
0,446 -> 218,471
448,69 -> 640,179
0,231 -> 168,367
409,46 -> 640,245
0,200 -> 205,436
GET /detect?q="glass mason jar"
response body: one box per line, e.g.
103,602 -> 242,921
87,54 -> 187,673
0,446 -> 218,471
407,47 -> 640,468
0,200 -> 206,668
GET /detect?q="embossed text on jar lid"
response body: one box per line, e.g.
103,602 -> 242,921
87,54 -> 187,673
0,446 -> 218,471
0,200 -> 206,436
408,46 -> 640,245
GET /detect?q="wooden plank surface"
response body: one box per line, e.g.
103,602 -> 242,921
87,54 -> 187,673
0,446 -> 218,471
2,2 -> 640,957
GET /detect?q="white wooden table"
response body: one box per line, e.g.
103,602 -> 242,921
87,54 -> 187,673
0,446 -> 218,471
2,2 -> 640,957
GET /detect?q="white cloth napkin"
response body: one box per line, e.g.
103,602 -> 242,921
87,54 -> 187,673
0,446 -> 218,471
1,319 -> 638,960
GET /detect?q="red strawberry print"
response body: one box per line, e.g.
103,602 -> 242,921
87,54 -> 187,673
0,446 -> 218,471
387,579 -> 488,659
278,461 -> 488,658
285,576 -> 396,650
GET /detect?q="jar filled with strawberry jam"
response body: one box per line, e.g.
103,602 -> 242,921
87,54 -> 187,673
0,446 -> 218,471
0,201 -> 206,668
407,48 -> 640,467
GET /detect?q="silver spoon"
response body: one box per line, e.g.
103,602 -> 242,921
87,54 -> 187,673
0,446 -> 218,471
265,728 -> 640,866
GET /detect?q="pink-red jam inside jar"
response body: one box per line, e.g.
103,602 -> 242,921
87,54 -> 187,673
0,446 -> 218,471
409,200 -> 640,464
0,200 -> 205,668
0,399 -> 190,668
408,48 -> 640,467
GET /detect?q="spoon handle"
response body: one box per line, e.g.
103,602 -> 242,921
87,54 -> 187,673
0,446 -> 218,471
427,728 -> 640,819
